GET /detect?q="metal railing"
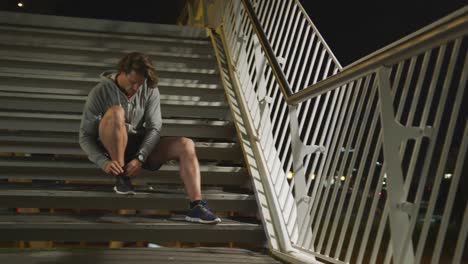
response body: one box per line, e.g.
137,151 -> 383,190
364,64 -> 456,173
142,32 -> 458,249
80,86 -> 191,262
217,0 -> 467,263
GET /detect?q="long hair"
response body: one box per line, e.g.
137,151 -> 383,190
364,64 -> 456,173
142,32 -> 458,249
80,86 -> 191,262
116,52 -> 158,88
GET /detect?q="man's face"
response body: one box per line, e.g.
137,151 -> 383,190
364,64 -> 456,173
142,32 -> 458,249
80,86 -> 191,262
122,70 -> 145,93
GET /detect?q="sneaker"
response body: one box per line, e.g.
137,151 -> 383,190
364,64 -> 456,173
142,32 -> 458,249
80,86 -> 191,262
113,174 -> 136,195
185,200 -> 221,224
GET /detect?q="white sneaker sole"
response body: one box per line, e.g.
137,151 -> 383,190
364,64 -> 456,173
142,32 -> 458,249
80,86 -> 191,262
113,186 -> 136,195
185,216 -> 222,224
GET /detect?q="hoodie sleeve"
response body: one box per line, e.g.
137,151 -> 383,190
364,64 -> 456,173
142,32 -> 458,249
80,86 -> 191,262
136,87 -> 162,162
78,83 -> 111,171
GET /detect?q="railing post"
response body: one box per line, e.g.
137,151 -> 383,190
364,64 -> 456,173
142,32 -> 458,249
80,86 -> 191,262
288,104 -> 325,231
376,66 -> 432,264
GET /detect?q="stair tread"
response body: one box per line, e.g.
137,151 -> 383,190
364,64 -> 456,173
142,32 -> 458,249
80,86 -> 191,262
0,72 -> 222,89
0,213 -> 262,228
0,41 -> 214,61
0,91 -> 227,107
0,25 -> 211,45
0,132 -> 236,145
0,247 -> 281,264
0,186 -> 253,199
0,11 -> 208,40
0,55 -> 218,76
0,111 -> 231,124
0,183 -> 256,211
0,213 -> 265,243
0,156 -> 245,170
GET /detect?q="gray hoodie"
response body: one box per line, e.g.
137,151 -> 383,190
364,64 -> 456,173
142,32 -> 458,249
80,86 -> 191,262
79,70 -> 162,171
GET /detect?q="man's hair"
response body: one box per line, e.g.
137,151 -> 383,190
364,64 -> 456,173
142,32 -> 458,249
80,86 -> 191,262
117,52 -> 158,88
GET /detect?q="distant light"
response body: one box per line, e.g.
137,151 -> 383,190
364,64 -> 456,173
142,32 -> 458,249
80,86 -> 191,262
17,2 -> 23,7
287,171 -> 294,180
310,174 -> 315,180
444,173 -> 452,179
340,176 -> 346,181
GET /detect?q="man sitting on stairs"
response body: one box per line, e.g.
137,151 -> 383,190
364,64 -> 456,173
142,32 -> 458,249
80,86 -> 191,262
78,52 -> 221,224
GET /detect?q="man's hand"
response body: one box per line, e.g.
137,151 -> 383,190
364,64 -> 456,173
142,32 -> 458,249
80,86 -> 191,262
125,159 -> 143,177
104,160 -> 124,176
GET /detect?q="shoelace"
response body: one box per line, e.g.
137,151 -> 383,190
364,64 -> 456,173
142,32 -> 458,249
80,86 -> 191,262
198,206 -> 215,218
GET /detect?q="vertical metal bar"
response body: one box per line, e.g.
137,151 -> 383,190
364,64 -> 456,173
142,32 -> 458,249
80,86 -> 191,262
329,76 -> 379,257
277,4 -> 300,62
312,77 -> 363,249
289,26 -> 312,89
370,200 -> 389,264
411,38 -> 461,264
350,133 -> 384,264
391,43 -> 447,264
296,33 -> 317,89
276,49 -> 326,170
300,68 -> 339,189
271,38 -> 320,142
317,75 -> 372,252
257,0 -> 275,36
412,44 -> 466,264
383,243 -> 393,264
295,86 -> 337,245
282,59 -> 332,187
304,83 -> 357,249
262,0 -> 290,119
302,41 -> 323,89
377,65 -> 417,264
453,204 -> 468,264
432,120 -> 467,263
297,84 -> 349,247
293,0 -> 342,68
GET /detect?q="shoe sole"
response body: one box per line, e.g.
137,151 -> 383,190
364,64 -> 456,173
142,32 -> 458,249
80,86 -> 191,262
185,216 -> 222,224
113,186 -> 136,195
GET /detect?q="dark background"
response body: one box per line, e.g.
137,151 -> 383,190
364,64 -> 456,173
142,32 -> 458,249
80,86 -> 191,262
0,0 -> 465,65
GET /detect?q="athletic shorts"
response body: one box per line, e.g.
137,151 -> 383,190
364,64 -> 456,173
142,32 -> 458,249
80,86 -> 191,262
97,133 -> 163,171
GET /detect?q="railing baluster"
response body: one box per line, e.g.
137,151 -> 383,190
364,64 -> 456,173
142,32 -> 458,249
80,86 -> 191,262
217,1 -> 466,263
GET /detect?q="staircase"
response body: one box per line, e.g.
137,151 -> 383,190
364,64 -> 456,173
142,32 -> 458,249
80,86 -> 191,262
0,11 -> 282,263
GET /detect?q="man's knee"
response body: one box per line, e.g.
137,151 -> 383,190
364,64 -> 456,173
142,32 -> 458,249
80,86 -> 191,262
179,137 -> 196,157
102,106 -> 125,127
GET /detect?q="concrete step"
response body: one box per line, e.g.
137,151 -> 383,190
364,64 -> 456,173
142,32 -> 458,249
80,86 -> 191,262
0,213 -> 265,244
0,41 -> 217,72
0,91 -> 230,120
0,25 -> 213,56
0,131 -> 243,161
0,184 -> 256,212
0,72 -> 225,101
0,11 -> 208,40
0,111 -> 236,140
0,247 -> 281,264
0,56 -> 220,86
0,157 -> 249,186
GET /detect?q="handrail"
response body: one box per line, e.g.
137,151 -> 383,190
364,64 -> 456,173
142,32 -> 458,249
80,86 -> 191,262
240,0 -> 293,98
287,5 -> 468,105
293,0 -> 342,69
240,1 -> 468,106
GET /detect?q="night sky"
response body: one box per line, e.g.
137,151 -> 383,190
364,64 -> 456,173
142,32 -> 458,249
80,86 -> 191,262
0,0 -> 465,65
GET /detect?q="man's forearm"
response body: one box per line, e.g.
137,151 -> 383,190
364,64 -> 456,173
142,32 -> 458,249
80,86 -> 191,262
79,134 -> 111,171
136,128 -> 161,162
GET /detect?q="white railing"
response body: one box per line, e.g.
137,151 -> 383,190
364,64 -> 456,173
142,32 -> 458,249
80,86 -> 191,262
217,1 -> 467,263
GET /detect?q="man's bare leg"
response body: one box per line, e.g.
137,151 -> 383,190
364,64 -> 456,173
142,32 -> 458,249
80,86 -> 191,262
146,137 -> 202,202
99,106 -> 127,170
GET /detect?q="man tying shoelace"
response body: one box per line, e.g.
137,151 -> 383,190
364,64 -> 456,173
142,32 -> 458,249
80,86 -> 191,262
78,51 -> 221,224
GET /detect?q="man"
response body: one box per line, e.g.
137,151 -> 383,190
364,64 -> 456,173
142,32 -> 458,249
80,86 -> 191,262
79,52 -> 221,224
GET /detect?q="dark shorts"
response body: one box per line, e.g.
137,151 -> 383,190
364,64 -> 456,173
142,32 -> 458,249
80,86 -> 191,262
97,134 -> 163,171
